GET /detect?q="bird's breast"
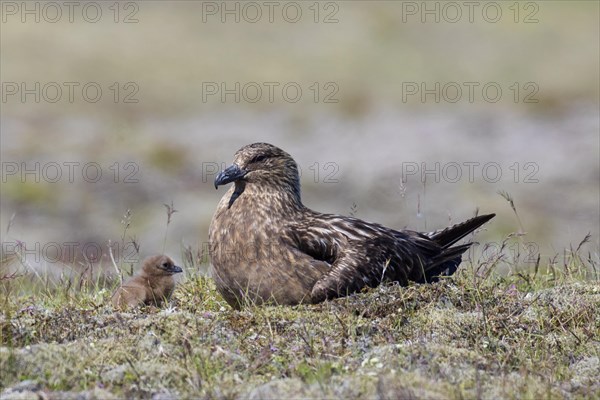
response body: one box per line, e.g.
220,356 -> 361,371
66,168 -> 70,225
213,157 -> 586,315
208,189 -> 322,306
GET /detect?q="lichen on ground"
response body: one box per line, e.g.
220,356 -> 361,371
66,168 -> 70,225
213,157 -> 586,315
1,262 -> 599,399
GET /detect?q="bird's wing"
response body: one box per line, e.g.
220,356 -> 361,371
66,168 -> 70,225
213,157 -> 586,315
286,214 -> 439,303
311,235 -> 408,303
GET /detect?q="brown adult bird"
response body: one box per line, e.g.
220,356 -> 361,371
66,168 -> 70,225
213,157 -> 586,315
111,255 -> 182,309
209,143 -> 494,309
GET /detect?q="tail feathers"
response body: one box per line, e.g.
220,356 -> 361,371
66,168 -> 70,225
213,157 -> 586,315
420,213 -> 495,283
430,213 -> 495,248
429,243 -> 472,270
419,243 -> 471,283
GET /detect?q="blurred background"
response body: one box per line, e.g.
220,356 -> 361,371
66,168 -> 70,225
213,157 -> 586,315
1,1 -> 598,277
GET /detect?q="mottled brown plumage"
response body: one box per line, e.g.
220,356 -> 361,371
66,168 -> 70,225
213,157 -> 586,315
209,143 -> 494,309
111,255 -> 182,310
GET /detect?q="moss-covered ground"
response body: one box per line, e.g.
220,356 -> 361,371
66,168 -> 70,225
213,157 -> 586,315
1,243 -> 598,399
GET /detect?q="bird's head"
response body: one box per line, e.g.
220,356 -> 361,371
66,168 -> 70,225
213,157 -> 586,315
142,255 -> 183,276
214,143 -> 301,200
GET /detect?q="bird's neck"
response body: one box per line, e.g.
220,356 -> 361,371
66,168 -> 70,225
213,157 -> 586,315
229,181 -> 304,216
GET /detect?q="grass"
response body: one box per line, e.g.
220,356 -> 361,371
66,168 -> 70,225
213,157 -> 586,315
1,230 -> 598,399
0,197 -> 598,399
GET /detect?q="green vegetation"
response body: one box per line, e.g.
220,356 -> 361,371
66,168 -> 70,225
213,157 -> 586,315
1,237 -> 598,399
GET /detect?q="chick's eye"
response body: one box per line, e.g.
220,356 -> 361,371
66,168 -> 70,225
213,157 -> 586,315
162,262 -> 169,268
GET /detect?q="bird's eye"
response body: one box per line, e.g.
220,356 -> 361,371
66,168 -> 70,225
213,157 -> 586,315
251,155 -> 267,163
162,262 -> 169,268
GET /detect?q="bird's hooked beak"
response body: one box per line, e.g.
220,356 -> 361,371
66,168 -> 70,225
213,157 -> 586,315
214,164 -> 247,189
172,264 -> 183,273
